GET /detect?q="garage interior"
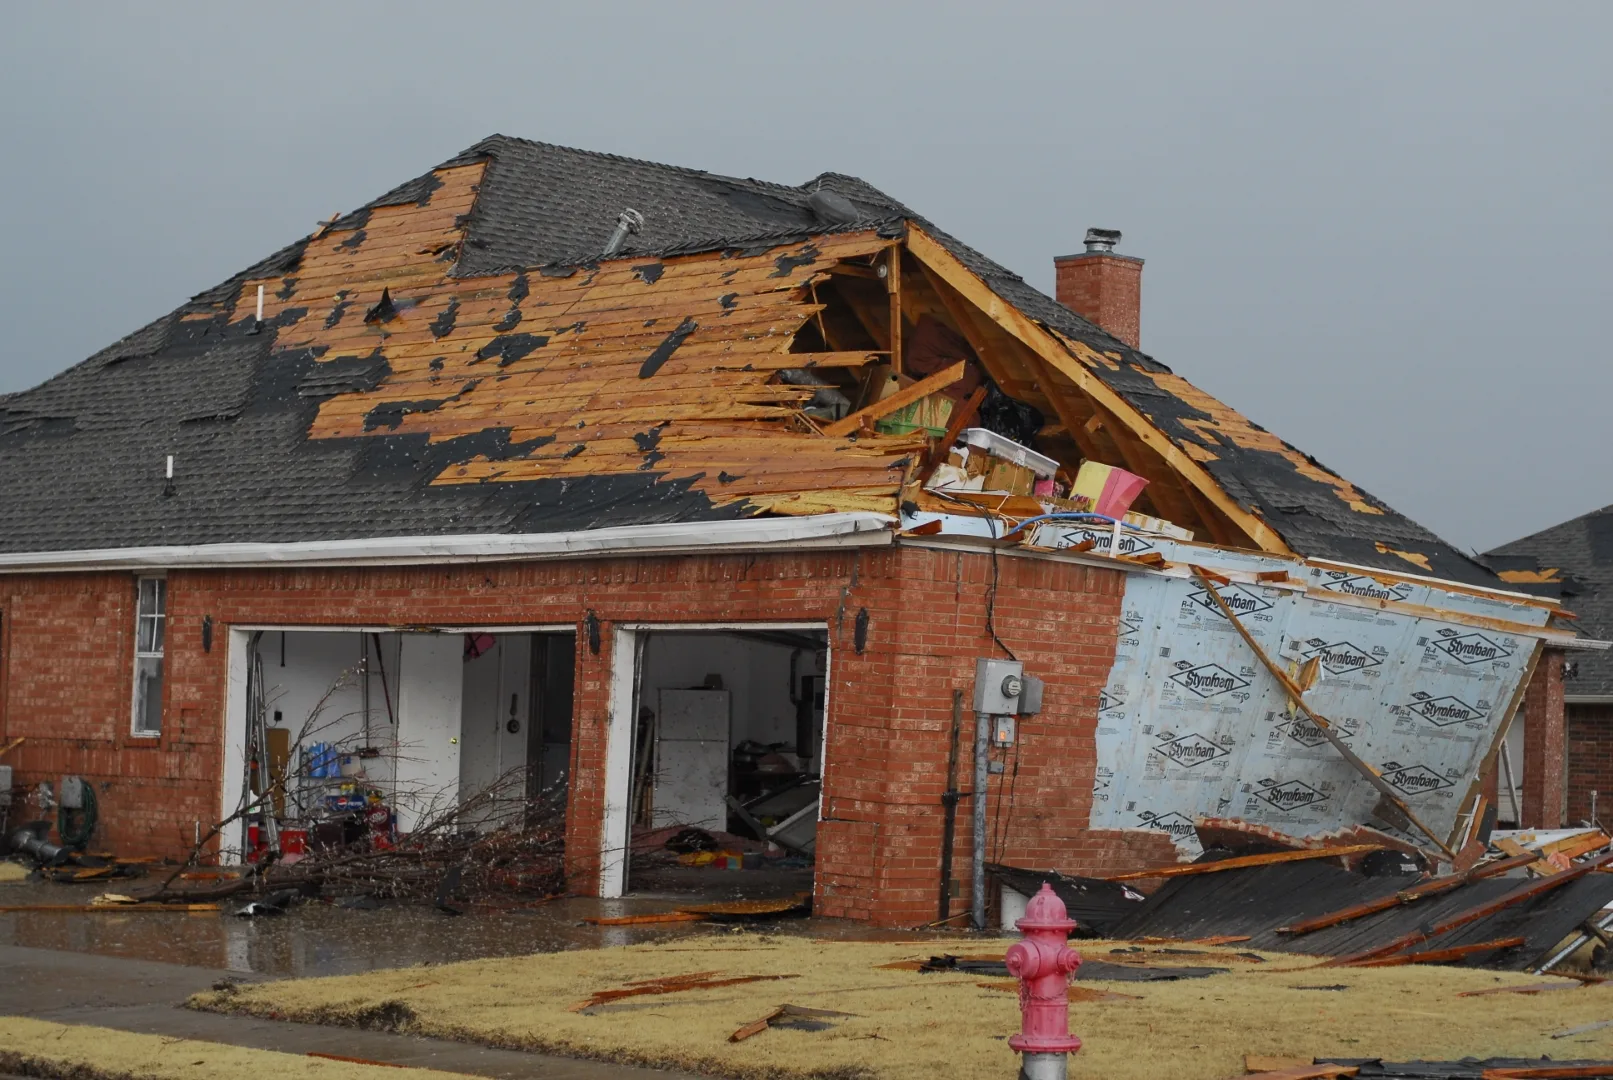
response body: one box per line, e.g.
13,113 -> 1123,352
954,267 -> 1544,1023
624,629 -> 827,901
234,629 -> 574,858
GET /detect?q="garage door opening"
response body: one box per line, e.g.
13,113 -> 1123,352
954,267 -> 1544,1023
223,628 -> 574,860
618,628 -> 827,902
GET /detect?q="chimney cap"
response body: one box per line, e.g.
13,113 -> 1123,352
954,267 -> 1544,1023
1084,227 -> 1122,253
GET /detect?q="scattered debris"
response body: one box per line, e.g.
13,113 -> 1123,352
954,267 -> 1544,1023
989,863 -> 1147,937
729,1004 -> 855,1042
569,972 -> 800,1013
1112,833 -> 1613,973
1105,844 -> 1386,883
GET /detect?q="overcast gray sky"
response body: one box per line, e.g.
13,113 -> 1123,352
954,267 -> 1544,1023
2,3 -> 1607,554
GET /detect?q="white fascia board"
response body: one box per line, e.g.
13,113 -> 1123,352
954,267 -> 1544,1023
1304,556 -> 1558,607
0,513 -> 895,573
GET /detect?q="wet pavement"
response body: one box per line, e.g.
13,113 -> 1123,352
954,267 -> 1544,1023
0,872 -> 954,1077
0,877 -> 947,978
0,943 -> 703,1078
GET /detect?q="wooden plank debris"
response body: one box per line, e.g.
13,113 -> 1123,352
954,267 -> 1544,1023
1279,852 -> 1538,936
819,361 -> 966,437
1340,936 -> 1526,968
1246,1056 -> 1319,1073
1320,850 -> 1613,968
570,972 -> 800,1012
728,1003 -> 855,1043
1105,844 -> 1384,882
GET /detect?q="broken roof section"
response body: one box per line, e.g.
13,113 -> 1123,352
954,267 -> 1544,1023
0,134 -> 1498,585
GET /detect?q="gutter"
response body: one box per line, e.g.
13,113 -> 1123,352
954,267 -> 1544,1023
0,513 -> 895,573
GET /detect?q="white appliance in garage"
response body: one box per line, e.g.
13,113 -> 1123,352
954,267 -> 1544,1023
652,688 -> 730,830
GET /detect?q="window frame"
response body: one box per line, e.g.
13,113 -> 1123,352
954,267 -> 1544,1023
130,575 -> 166,738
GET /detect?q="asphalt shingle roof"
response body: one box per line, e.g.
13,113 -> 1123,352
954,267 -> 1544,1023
0,134 -> 1499,587
1487,510 -> 1613,695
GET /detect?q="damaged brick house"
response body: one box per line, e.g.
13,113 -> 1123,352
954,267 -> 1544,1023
1487,509 -> 1613,830
0,135 -> 1590,925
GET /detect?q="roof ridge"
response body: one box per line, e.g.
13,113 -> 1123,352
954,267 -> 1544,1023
465,134 -> 890,202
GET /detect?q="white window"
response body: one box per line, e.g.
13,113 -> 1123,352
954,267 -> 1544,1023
131,577 -> 165,736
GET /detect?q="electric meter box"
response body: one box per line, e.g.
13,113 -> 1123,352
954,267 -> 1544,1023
973,658 -> 1024,714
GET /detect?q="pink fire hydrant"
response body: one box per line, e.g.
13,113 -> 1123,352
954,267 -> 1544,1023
1004,884 -> 1082,1080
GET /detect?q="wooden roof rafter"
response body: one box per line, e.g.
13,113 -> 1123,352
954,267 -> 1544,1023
903,224 -> 1293,556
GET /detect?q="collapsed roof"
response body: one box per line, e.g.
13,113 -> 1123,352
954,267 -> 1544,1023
0,134 -> 1496,585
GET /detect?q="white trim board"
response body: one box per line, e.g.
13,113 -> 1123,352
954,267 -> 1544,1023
0,514 -> 894,573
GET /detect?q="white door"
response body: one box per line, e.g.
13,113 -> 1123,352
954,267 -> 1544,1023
652,688 -> 730,830
459,635 -> 531,827
393,633 -> 464,832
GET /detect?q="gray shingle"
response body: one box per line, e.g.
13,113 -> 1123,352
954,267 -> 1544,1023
1488,511 -> 1613,694
0,134 -> 1498,586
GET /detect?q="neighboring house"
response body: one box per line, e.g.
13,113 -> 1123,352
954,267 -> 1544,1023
0,135 -> 1579,924
1487,508 -> 1613,829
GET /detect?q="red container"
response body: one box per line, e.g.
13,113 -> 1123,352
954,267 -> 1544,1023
280,828 -> 308,855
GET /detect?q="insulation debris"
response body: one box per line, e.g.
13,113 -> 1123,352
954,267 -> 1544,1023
187,935 -> 1613,1080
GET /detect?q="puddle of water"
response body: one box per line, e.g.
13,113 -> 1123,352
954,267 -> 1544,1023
0,880 -> 953,977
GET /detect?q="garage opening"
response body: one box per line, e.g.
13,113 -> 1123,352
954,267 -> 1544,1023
622,628 -> 828,902
227,629 -> 574,859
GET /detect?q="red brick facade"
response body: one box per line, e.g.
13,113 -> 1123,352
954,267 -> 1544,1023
0,543 -> 1173,926
1567,701 -> 1613,827
1521,649 -> 1567,828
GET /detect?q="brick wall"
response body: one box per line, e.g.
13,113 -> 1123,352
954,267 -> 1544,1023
0,542 -> 1170,925
1053,252 -> 1144,349
1521,649 -> 1567,828
1567,702 -> 1613,827
829,546 -> 1177,925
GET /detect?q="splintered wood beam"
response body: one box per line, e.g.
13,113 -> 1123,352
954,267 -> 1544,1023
1341,937 -> 1526,968
821,361 -> 965,437
1321,850 -> 1613,968
1277,852 -> 1538,936
1104,844 -> 1384,882
825,262 -> 883,280
888,248 -> 903,375
904,225 -> 1293,555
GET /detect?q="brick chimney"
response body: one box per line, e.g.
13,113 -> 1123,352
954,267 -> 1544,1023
1055,228 -> 1143,349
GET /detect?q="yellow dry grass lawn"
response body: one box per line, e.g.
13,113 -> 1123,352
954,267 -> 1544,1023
186,934 -> 1613,1080
0,1016 -> 469,1080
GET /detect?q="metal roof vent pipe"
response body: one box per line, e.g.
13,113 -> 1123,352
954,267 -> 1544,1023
602,208 -> 644,258
1054,226 -> 1143,349
1082,228 -> 1121,253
